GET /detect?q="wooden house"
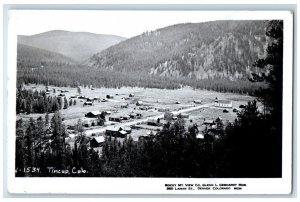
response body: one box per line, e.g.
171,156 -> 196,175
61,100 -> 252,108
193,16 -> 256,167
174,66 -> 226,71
109,116 -> 122,122
106,127 -> 127,138
85,111 -> 102,118
90,136 -> 105,148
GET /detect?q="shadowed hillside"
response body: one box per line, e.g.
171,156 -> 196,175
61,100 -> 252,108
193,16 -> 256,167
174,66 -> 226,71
18,30 -> 126,62
17,44 -> 75,66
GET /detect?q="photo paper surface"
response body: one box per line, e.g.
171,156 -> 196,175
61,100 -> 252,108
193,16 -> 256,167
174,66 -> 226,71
6,10 -> 293,194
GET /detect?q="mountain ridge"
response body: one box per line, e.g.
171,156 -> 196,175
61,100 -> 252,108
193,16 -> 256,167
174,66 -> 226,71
17,43 -> 76,65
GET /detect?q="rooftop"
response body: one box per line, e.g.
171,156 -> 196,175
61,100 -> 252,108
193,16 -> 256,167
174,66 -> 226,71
217,100 -> 232,104
92,136 -> 105,143
87,111 -> 101,116
204,120 -> 214,124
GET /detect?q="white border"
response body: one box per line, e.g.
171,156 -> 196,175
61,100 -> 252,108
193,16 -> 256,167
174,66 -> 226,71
6,10 -> 293,195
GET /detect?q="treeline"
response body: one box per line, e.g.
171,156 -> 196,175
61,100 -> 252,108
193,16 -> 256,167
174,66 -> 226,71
16,87 -> 76,114
15,112 -> 99,177
102,100 -> 281,177
17,61 -> 263,94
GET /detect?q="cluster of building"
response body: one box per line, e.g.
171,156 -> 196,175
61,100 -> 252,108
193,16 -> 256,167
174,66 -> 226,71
63,92 -> 238,152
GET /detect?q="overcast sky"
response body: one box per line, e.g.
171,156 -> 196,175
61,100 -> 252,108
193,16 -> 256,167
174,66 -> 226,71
10,10 -> 289,38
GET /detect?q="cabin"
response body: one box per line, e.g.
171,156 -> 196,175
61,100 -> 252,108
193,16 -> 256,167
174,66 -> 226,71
130,113 -> 142,119
83,101 -> 93,106
101,98 -> 108,102
121,115 -> 130,120
203,119 -> 215,126
158,107 -> 170,112
130,113 -> 137,119
129,93 -> 134,97
214,98 -> 232,108
85,111 -> 102,118
119,126 -> 132,134
215,117 -> 222,122
147,119 -> 160,126
58,93 -> 65,97
78,95 -> 86,99
177,113 -> 189,119
193,100 -> 202,104
86,97 -> 93,102
109,116 -> 122,122
209,124 -> 218,131
136,113 -> 142,119
175,101 -> 181,104
139,131 -> 156,141
106,94 -> 114,99
239,104 -> 246,109
105,111 -> 112,115
106,127 -> 127,138
90,136 -> 105,148
196,133 -> 204,139
121,103 -> 129,108
139,106 -> 148,110
136,101 -> 143,106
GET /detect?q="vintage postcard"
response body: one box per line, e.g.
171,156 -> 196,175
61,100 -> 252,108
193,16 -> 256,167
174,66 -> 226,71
6,10 -> 293,194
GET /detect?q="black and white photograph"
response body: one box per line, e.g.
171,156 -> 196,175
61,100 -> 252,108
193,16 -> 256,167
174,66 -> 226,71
6,9 -> 293,194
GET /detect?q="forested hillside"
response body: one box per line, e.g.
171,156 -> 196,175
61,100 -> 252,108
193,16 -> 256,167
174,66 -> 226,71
88,21 -> 267,80
17,44 -> 75,66
18,30 -> 126,62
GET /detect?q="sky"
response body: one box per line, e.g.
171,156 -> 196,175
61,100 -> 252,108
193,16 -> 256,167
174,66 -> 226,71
9,10 -> 263,38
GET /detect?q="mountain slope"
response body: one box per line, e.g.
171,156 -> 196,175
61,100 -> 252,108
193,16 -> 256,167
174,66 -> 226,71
18,30 -> 126,62
88,20 -> 268,80
17,43 -> 75,66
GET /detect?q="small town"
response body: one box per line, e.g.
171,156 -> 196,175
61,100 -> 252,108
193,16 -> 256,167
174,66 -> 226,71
17,84 -> 250,157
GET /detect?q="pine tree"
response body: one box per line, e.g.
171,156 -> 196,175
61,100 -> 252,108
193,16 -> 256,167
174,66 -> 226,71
57,97 -> 62,109
51,111 -> 67,169
25,118 -> 36,168
63,97 -> 68,109
251,20 -> 283,117
36,116 -> 45,164
77,86 -> 81,95
45,113 -> 49,125
15,119 -> 26,176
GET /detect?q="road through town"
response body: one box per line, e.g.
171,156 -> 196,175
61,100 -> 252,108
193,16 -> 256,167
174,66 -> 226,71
84,103 -> 213,136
